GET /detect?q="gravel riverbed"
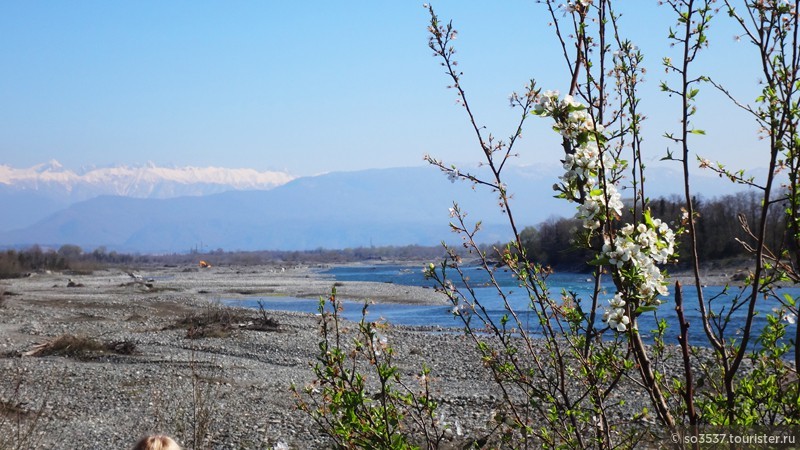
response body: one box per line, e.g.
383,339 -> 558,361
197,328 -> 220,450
0,264 -> 709,449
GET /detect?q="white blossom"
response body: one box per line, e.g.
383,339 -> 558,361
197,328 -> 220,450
603,302 -> 630,332
538,91 -> 677,324
609,293 -> 626,308
372,332 -> 388,357
447,169 -> 459,183
601,217 -> 674,306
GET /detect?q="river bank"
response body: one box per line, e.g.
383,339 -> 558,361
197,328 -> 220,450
0,265 -> 489,449
0,264 -> 735,449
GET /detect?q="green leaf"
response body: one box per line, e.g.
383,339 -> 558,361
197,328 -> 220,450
643,210 -> 654,227
690,129 -> 706,135
636,305 -> 658,314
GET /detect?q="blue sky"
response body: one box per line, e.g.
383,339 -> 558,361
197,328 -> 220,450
0,1 -> 765,177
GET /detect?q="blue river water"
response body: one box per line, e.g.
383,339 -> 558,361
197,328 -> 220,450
229,264 -> 798,348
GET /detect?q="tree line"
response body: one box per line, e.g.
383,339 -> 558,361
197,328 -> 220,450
0,243 -> 452,279
520,190 -> 785,272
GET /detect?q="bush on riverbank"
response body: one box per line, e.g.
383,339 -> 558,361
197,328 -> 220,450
169,302 -> 279,339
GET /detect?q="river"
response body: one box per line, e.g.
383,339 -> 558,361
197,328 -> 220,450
231,263 -> 799,348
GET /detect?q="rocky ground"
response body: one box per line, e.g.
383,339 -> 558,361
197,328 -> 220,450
0,264 -> 723,449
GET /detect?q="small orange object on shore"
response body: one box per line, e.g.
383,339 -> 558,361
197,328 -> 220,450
199,260 -> 211,268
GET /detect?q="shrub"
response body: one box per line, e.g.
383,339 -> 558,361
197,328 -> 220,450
0,365 -> 50,450
294,288 -> 447,449
169,302 -> 278,339
23,334 -> 137,359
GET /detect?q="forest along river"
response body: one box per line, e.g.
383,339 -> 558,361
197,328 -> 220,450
226,264 -> 799,348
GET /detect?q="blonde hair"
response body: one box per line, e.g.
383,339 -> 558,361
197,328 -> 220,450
132,435 -> 182,450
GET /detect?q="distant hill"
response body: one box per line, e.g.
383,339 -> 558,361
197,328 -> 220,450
0,160 -> 293,232
0,163 -> 751,253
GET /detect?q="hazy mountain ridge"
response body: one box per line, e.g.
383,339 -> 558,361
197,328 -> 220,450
0,163 -> 750,253
1,166 -> 570,252
0,161 -> 295,232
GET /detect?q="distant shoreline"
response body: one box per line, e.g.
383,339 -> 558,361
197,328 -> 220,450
313,259 -> 751,290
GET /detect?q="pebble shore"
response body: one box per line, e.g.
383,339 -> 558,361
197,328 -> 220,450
0,264 -> 708,449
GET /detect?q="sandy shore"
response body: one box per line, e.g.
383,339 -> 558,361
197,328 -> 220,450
0,264 -> 716,449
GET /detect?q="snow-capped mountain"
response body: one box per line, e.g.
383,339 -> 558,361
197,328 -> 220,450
0,160 -> 294,198
0,161 -> 294,232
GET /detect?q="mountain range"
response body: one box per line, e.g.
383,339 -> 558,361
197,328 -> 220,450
0,161 -> 749,253
0,160 -> 293,232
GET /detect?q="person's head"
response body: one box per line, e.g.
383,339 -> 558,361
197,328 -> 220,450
131,435 -> 181,450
